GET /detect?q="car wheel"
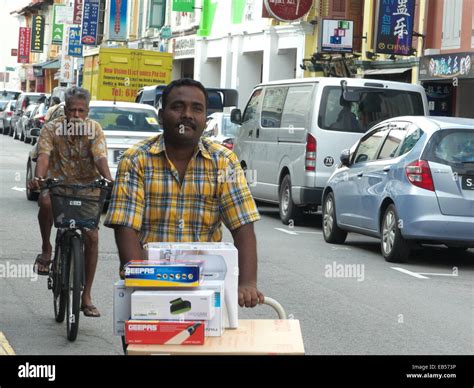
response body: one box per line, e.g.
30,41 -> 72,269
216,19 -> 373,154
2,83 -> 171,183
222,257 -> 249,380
381,204 -> 410,262
19,129 -> 24,142
26,160 -> 39,201
24,133 -> 31,144
322,192 -> 347,244
279,174 -> 303,225
8,125 -> 13,136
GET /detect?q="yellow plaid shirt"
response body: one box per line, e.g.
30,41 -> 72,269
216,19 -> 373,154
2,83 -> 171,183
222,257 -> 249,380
104,135 -> 260,244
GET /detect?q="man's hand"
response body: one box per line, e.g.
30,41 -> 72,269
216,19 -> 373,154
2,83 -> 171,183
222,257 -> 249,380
238,282 -> 264,308
28,179 -> 40,191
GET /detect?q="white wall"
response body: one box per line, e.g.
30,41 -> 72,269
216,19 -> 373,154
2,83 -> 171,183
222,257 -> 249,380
0,0 -> 31,89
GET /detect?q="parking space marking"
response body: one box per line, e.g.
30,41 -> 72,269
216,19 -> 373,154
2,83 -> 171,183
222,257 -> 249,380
292,231 -> 323,234
418,272 -> 458,277
390,267 -> 429,279
275,228 -> 298,235
0,332 -> 15,355
11,186 -> 26,192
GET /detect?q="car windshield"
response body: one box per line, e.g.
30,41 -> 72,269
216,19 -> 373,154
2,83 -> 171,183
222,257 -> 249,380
26,95 -> 47,105
318,87 -> 425,133
88,107 -> 161,132
1,91 -> 20,100
222,116 -> 238,137
430,130 -> 474,164
0,101 -> 8,111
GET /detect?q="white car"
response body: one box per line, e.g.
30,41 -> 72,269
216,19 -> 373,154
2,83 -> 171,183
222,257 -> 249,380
26,101 -> 161,200
202,112 -> 238,150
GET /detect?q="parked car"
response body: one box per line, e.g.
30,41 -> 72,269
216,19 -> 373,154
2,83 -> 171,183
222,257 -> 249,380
322,116 -> 474,262
26,101 -> 161,200
15,104 -> 38,142
12,92 -> 49,139
202,112 -> 238,150
231,77 -> 429,224
136,84 -> 238,116
1,100 -> 16,135
24,103 -> 48,144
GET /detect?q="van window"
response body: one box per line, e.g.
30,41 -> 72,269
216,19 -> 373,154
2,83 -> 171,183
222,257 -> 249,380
319,87 -> 425,133
242,89 -> 263,123
261,87 -> 288,128
281,85 -> 314,128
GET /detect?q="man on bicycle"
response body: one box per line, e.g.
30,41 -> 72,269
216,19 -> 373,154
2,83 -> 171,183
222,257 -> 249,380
28,86 -> 114,318
105,78 -> 264,308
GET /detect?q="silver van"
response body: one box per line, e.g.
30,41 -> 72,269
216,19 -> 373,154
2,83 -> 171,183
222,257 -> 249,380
231,77 -> 429,224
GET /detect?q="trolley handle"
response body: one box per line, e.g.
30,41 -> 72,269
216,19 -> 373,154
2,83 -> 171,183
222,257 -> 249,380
262,297 -> 288,319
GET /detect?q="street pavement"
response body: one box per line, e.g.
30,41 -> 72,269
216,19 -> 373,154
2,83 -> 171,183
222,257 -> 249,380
0,134 -> 473,355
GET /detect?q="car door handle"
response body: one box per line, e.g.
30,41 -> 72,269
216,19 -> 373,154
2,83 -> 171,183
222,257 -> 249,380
383,166 -> 391,172
256,128 -> 260,138
357,172 -> 364,177
248,129 -> 253,137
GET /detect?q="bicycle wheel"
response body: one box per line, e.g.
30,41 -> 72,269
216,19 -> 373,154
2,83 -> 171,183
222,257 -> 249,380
66,236 -> 83,341
52,236 -> 66,323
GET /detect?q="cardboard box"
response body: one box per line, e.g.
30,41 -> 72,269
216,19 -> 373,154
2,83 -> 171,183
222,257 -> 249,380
144,242 -> 238,328
114,280 -> 142,336
196,280 -> 224,337
124,260 -> 203,288
126,320 -> 305,355
131,290 -> 215,321
125,320 -> 205,345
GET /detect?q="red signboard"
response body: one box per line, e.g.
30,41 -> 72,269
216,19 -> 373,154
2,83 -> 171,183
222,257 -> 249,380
73,0 -> 84,25
263,0 -> 313,22
18,27 -> 31,64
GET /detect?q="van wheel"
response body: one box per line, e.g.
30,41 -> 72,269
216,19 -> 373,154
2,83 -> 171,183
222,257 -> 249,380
322,192 -> 347,244
381,204 -> 410,262
279,175 -> 302,225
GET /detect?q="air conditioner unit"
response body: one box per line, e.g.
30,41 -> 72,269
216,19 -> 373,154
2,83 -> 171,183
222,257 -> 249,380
146,28 -> 159,38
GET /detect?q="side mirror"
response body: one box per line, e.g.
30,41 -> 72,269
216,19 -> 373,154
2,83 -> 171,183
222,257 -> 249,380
340,149 -> 351,166
230,108 -> 242,125
30,128 -> 41,137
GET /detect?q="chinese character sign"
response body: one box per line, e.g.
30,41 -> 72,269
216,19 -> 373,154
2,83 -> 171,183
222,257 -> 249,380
61,27 -> 75,83
73,0 -> 84,25
18,27 -> 31,63
109,0 -> 128,41
68,27 -> 83,57
376,0 -> 415,55
81,0 -> 100,45
30,15 -> 45,53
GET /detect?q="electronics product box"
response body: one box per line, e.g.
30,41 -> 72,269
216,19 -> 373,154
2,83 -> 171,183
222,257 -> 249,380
125,320 -> 205,345
124,260 -> 203,288
114,280 -> 224,337
127,320 -> 305,354
131,290 -> 215,321
144,242 -> 238,328
196,280 -> 225,337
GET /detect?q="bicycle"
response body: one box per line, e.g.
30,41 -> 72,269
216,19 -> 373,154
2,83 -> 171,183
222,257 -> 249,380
40,178 -> 111,341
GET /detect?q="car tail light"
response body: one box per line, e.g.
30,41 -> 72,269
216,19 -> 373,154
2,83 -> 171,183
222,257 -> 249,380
222,138 -> 234,150
305,133 -> 317,171
38,116 -> 45,124
405,160 -> 435,191
7,111 -> 12,117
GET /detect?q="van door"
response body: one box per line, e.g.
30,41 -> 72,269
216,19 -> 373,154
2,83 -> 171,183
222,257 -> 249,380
278,84 -> 315,202
254,86 -> 288,200
233,88 -> 264,190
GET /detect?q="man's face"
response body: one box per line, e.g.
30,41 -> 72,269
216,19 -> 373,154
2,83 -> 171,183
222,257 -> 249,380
159,86 -> 207,147
65,98 -> 89,122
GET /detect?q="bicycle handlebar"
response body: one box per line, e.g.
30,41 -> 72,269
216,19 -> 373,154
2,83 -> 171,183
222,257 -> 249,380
38,178 -> 113,191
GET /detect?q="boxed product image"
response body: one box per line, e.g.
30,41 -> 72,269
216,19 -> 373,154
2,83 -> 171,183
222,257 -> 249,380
144,242 -> 238,328
131,290 -> 215,321
124,260 -> 204,288
125,320 -> 205,345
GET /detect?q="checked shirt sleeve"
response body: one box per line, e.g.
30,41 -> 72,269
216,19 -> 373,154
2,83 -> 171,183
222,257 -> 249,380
104,153 -> 145,232
219,152 -> 261,231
